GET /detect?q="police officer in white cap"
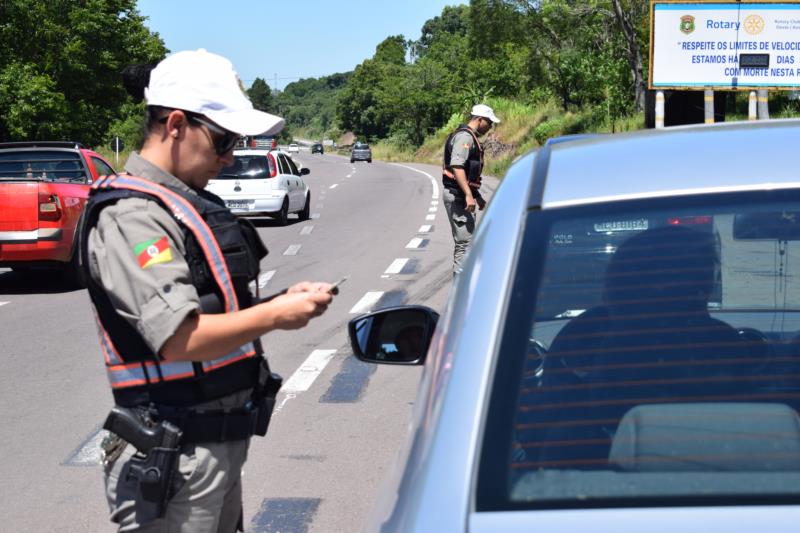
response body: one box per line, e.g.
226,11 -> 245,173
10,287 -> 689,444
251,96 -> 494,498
441,103 -> 501,273
81,49 -> 335,532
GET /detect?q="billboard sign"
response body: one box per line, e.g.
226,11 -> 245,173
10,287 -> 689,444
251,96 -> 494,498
650,1 -> 800,89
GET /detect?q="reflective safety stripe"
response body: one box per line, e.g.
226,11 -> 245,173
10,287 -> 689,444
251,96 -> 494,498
91,174 -> 257,389
202,342 -> 257,372
92,174 -> 239,312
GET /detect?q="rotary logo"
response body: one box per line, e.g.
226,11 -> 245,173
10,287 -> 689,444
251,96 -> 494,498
680,15 -> 695,34
744,14 -> 765,35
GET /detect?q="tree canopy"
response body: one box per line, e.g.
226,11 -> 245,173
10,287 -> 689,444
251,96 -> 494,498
0,0 -> 166,145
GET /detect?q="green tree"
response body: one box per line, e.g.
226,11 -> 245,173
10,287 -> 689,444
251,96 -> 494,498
248,77 -> 273,113
0,0 -> 166,145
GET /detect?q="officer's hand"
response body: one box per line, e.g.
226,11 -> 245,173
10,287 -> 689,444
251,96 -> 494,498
287,281 -> 333,294
268,290 -> 332,330
465,195 -> 477,213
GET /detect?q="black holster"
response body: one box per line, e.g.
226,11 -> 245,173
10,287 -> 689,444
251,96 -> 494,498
251,359 -> 283,436
103,407 -> 182,522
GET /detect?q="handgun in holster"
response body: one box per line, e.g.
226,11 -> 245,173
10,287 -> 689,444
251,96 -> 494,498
103,406 -> 183,521
251,359 -> 283,436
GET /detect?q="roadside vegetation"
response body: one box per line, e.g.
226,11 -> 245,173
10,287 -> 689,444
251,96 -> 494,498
2,0 -> 800,179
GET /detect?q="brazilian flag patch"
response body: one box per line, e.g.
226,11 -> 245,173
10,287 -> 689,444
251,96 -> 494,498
134,236 -> 173,269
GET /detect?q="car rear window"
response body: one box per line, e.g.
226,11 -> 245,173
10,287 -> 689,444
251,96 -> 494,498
478,191 -> 800,511
217,155 -> 273,180
0,150 -> 84,182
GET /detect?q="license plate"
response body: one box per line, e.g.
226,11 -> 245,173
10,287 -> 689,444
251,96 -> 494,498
226,200 -> 250,209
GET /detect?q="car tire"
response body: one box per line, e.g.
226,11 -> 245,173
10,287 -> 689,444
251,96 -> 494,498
299,193 -> 311,221
276,198 -> 289,226
350,159 -> 355,163
61,251 -> 86,289
368,159 -> 372,163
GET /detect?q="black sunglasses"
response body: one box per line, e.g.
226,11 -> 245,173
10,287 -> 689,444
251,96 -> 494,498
158,111 -> 241,155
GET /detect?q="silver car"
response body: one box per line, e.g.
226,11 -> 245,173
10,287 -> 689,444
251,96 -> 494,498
350,120 -> 800,532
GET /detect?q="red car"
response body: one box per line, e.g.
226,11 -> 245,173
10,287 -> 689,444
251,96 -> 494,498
0,141 -> 116,284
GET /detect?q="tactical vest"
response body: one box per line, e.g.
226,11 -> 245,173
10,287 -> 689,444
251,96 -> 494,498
80,174 -> 269,408
442,125 -> 484,190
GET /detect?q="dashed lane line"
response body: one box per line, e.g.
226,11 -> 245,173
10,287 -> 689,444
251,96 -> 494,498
384,258 -> 409,275
280,349 -> 338,394
283,244 -> 302,256
406,238 -> 424,249
258,270 -> 275,289
0,301 -> 9,307
300,225 -> 314,235
329,184 -> 338,189
426,214 -> 436,221
418,225 -> 432,233
428,207 -> 437,213
349,291 -> 384,314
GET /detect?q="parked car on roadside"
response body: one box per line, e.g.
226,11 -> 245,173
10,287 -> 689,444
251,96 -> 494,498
0,141 -> 115,285
311,143 -> 324,154
350,142 -> 372,163
288,143 -> 300,154
349,120 -> 800,532
205,149 -> 310,225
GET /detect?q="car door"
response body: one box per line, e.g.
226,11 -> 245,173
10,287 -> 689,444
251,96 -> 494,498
283,154 -> 304,209
276,153 -> 299,210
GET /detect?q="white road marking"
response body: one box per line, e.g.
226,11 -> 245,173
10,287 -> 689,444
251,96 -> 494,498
0,301 -> 9,307
391,163 -> 439,199
329,184 -> 338,189
350,291 -> 384,314
281,349 -> 338,393
406,238 -> 423,249
300,225 -> 314,235
418,225 -> 432,233
283,244 -> 302,256
425,214 -> 436,221
258,270 -> 275,289
311,213 -> 320,219
65,429 -> 106,466
384,258 -> 409,275
430,201 -> 438,206
428,207 -> 437,213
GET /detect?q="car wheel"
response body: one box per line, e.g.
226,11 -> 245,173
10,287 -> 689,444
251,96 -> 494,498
276,198 -> 289,226
299,193 -> 311,221
368,159 -> 372,163
61,251 -> 86,289
350,159 -> 355,163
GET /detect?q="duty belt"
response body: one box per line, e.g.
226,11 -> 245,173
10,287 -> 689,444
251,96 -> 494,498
154,405 -> 263,443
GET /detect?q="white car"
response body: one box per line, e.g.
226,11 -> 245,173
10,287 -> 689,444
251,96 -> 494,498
288,143 -> 300,153
206,149 -> 311,225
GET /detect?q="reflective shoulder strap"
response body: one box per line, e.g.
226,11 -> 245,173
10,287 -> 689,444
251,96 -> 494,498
95,174 -> 239,312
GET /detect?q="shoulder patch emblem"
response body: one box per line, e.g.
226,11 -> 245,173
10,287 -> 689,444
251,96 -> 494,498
134,236 -> 173,269
463,143 -> 471,148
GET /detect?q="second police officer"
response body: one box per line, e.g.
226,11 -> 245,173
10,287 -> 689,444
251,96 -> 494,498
441,103 -> 501,274
81,49 -> 335,532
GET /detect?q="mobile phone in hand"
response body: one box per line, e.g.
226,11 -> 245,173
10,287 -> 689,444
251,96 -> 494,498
328,277 -> 348,295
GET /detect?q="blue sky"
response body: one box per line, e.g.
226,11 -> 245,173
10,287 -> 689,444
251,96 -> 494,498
136,1 -> 466,91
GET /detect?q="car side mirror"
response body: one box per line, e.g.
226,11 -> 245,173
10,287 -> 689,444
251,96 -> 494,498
300,167 -> 310,176
348,305 -> 439,365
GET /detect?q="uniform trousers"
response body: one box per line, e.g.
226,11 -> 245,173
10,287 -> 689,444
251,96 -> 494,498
442,186 -> 476,273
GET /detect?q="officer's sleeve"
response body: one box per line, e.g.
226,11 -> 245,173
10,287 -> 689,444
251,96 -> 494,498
449,131 -> 474,168
87,197 -> 201,354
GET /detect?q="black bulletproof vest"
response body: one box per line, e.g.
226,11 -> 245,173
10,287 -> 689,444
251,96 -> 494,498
443,125 -> 484,187
80,178 -> 269,407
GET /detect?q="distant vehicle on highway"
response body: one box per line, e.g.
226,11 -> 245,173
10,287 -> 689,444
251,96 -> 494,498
206,149 -> 310,225
0,141 -> 115,285
288,143 -> 299,153
311,143 -> 324,154
349,120 -> 800,532
350,142 -> 372,163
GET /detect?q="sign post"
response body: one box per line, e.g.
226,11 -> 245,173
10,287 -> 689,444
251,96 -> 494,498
110,136 -> 125,167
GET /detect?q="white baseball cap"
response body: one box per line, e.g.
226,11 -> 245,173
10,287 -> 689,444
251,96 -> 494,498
144,49 -> 284,136
471,103 -> 501,124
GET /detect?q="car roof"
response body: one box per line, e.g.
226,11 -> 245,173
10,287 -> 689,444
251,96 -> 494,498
538,119 -> 800,209
233,149 -> 289,156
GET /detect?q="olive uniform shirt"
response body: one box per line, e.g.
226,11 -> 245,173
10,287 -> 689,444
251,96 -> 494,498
86,152 -> 201,354
448,128 -> 478,169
